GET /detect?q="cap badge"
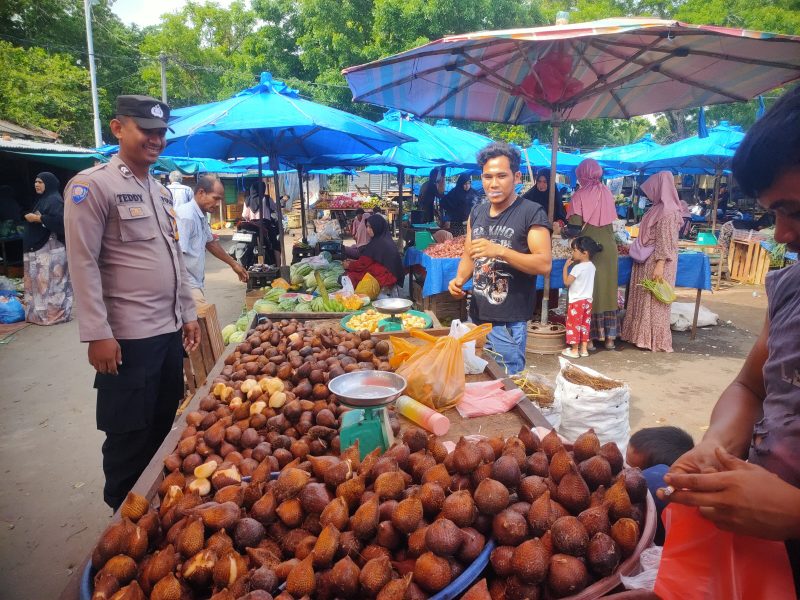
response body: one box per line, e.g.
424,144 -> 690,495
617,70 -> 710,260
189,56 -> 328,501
150,104 -> 164,118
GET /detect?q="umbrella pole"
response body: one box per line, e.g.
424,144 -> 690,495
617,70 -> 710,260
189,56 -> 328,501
270,154 -> 286,267
540,122 -> 560,325
397,166 -> 405,249
297,166 -> 308,244
306,176 -> 311,240
523,148 -> 536,186
711,168 -> 721,234
257,157 -> 265,264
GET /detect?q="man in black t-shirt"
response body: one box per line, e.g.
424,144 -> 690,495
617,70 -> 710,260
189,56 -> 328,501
449,142 -> 552,374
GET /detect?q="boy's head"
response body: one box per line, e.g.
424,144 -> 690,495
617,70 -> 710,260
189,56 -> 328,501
626,426 -> 694,469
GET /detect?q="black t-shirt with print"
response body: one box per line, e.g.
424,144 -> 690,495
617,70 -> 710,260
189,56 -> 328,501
468,196 -> 551,323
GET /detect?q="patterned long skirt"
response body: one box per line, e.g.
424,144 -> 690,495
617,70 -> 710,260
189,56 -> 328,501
23,235 -> 73,325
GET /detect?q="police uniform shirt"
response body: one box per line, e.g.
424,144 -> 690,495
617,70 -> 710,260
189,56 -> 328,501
64,155 -> 198,342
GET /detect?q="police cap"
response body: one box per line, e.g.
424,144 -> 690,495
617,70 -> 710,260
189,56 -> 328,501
115,95 -> 172,130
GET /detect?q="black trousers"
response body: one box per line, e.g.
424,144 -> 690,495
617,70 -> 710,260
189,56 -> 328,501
94,330 -> 183,510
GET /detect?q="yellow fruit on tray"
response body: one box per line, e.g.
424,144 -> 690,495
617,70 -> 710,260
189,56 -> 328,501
347,309 -> 426,333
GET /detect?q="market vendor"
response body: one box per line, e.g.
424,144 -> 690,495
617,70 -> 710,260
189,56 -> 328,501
345,214 -> 405,294
64,95 -> 200,511
660,86 -> 800,585
242,180 -> 281,266
441,174 -> 477,236
448,142 -> 552,374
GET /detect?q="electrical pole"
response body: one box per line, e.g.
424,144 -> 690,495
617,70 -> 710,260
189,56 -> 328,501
159,52 -> 168,103
83,0 -> 103,148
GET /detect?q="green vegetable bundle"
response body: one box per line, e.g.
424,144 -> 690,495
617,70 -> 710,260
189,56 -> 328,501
640,278 -> 677,304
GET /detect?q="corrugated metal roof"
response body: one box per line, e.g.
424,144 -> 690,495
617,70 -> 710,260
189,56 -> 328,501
0,119 -> 59,141
0,138 -> 95,153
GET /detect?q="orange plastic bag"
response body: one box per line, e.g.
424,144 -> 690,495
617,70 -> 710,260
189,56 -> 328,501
654,504 -> 797,600
394,324 -> 491,411
388,335 -> 430,369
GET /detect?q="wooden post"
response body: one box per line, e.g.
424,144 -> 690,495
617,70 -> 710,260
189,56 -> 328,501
691,288 -> 702,340
540,122 -> 560,325
710,167 -> 721,234
297,165 -> 308,243
269,154 -> 285,267
257,156 -> 265,263
397,166 -> 405,249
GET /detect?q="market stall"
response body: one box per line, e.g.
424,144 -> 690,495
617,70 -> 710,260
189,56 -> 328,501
405,246 -> 713,339
60,309 -> 655,600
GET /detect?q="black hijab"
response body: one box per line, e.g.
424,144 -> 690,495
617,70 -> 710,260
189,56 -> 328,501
246,181 -> 267,213
522,168 -> 566,222
24,172 -> 65,251
360,214 -> 405,285
441,174 -> 474,223
418,168 -> 442,222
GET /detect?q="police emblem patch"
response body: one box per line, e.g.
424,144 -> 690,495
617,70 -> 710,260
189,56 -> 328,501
71,184 -> 89,204
150,104 -> 164,118
118,164 -> 131,176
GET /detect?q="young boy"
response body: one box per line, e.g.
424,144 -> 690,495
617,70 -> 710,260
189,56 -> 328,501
627,426 -> 695,544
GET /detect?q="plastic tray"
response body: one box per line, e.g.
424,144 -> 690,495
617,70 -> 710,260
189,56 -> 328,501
340,309 -> 433,333
430,539 -> 496,600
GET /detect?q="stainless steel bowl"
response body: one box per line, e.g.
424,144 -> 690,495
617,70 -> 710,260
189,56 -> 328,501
372,298 -> 413,315
328,371 -> 407,407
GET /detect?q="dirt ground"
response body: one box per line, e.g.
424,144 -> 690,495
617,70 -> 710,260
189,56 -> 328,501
0,234 -> 768,599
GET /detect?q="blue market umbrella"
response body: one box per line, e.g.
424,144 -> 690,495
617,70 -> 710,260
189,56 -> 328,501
639,121 -> 745,230
584,134 -> 662,176
521,139 -> 583,180
164,72 -> 413,253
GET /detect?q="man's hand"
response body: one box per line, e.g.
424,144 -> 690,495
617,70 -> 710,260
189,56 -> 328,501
661,447 -> 800,540
232,262 -> 248,283
24,213 -> 41,223
470,238 -> 504,260
668,436 -> 726,475
183,320 -> 201,352
653,259 -> 665,280
88,338 -> 122,374
448,277 -> 467,298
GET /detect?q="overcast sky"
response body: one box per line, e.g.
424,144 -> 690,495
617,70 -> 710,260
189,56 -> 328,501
112,0 -> 236,28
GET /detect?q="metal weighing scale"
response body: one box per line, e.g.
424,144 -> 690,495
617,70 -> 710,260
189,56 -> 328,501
372,297 -> 413,332
328,371 -> 407,459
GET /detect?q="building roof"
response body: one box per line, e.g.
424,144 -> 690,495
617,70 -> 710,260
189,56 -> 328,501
0,119 -> 59,142
0,137 -> 95,153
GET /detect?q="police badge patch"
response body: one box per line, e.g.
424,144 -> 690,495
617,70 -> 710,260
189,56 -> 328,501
71,184 -> 89,204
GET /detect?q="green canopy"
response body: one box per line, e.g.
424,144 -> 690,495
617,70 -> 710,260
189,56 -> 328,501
0,150 -> 108,170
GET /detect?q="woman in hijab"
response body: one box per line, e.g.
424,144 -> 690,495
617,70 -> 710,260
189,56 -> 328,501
440,174 -> 476,236
567,159 -> 620,349
418,168 -> 444,224
23,172 -> 72,325
360,214 -> 405,287
621,171 -> 683,352
522,168 -> 567,223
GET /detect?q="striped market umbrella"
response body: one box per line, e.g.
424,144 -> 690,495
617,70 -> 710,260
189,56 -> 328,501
343,17 -> 800,322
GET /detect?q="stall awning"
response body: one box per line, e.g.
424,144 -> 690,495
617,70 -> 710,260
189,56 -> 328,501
0,150 -> 108,170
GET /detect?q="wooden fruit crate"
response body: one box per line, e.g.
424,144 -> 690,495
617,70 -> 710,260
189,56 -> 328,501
728,239 -> 770,285
410,280 -> 467,321
184,303 -> 225,393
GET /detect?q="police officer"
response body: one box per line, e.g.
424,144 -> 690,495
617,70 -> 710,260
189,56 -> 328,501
64,95 -> 200,510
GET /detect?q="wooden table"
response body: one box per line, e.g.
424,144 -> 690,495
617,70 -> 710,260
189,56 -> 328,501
58,320 -> 548,600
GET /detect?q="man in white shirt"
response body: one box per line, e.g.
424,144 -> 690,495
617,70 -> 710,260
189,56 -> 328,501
167,170 -> 194,209
176,175 -> 248,308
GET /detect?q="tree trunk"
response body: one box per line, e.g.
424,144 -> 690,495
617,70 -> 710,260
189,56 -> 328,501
665,109 -> 689,140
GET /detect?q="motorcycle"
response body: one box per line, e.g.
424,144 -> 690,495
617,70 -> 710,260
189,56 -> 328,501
228,220 -> 278,270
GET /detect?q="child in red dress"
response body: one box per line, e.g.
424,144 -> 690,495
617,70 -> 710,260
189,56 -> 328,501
562,236 -> 603,358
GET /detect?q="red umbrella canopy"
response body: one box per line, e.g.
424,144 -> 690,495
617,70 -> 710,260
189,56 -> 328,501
343,18 -> 800,124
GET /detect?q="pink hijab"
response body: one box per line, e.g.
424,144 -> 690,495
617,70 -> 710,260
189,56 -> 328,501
639,171 -> 683,245
568,159 -> 617,227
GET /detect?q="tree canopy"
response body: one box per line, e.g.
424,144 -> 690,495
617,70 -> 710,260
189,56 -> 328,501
0,0 -> 796,148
